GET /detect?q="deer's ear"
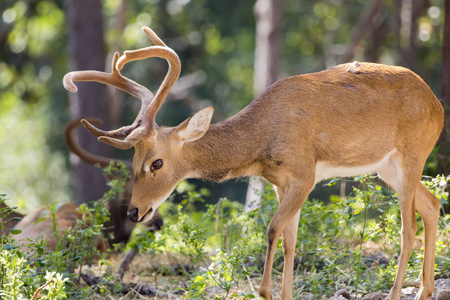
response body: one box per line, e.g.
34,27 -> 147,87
176,107 -> 214,142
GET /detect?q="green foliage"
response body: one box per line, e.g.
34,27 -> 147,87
178,209 -> 252,299
0,249 -> 28,299
125,174 -> 450,299
60,201 -> 109,269
1,0 -> 70,210
4,171 -> 450,299
101,161 -> 130,201
0,163 -> 117,299
0,247 -> 72,300
0,195 -> 73,300
0,100 -> 71,210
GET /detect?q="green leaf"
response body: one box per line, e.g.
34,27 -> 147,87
344,206 -> 352,215
4,244 -> 16,250
9,228 -> 22,234
326,178 -> 339,186
34,217 -> 47,225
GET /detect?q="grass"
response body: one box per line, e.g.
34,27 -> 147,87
2,167 -> 450,299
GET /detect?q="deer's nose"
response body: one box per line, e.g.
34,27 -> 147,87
127,208 -> 139,223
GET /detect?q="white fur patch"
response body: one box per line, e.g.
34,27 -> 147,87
144,164 -> 150,173
315,149 -> 396,183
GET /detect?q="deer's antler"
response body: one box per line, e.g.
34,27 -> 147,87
65,117 -> 133,168
63,26 -> 181,149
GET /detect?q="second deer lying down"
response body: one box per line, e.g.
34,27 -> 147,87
65,118 -> 163,246
12,203 -> 108,253
63,26 -> 444,300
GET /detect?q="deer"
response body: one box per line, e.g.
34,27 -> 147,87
65,118 -> 163,246
63,26 -> 444,300
12,203 -> 108,253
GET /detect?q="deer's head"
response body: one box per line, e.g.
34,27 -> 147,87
63,27 -> 213,223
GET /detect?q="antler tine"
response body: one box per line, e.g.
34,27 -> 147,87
142,26 -> 167,47
116,26 -> 181,134
63,27 -> 180,149
63,52 -> 155,139
64,52 -> 153,101
98,126 -> 149,150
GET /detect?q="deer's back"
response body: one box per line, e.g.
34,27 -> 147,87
231,62 -> 443,170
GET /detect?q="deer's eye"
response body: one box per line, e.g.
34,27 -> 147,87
151,159 -> 163,171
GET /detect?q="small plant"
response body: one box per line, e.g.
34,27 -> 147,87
0,194 -> 21,247
179,219 -> 252,299
0,245 -> 71,300
3,171 -> 449,299
58,200 -> 109,276
101,161 -> 130,201
0,161 -> 124,299
0,249 -> 28,300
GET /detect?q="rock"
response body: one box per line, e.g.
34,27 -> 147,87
299,292 -> 315,300
437,290 -> 450,300
432,279 -> 450,300
329,289 -> 353,300
361,291 -> 389,300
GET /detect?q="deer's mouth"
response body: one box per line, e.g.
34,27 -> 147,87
138,207 -> 154,223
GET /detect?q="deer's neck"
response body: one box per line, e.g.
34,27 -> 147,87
183,115 -> 265,182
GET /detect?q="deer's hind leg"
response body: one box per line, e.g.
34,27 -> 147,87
377,156 -> 420,300
414,182 -> 440,299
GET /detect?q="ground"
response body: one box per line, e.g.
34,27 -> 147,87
79,251 -> 450,300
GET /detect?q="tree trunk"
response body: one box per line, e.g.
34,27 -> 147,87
252,0 -> 283,96
437,0 -> 450,175
245,0 -> 283,210
67,0 -> 113,204
394,0 -> 429,72
341,0 -> 384,63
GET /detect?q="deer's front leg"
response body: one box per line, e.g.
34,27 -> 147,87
259,178 -> 314,300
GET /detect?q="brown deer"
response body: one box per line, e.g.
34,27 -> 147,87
63,26 -> 443,300
65,118 -> 163,246
12,203 -> 108,253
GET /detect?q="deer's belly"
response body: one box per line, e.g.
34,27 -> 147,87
314,149 -> 396,183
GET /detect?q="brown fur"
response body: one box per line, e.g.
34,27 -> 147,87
131,63 -> 443,300
63,27 -> 443,300
13,203 -> 107,253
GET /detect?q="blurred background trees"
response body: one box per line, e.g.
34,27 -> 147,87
438,0 -> 450,175
0,0 -> 445,211
67,0 -> 114,204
